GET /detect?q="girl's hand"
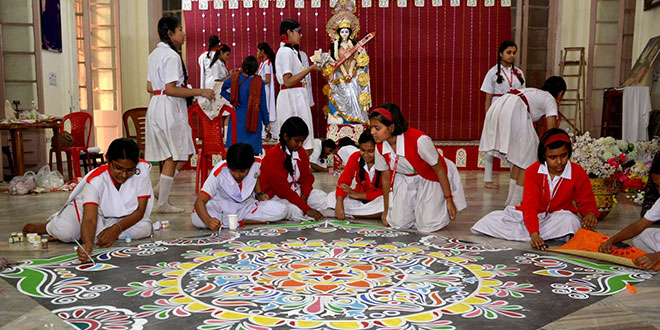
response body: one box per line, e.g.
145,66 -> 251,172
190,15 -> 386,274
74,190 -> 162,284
77,243 -> 94,263
530,232 -> 547,251
634,253 -> 660,270
200,88 -> 215,100
582,212 -> 598,230
446,199 -> 457,221
306,209 -> 325,220
96,224 -> 121,248
335,207 -> 345,220
257,193 -> 270,201
205,217 -> 222,231
309,63 -> 321,71
598,239 -> 614,254
381,211 -> 389,227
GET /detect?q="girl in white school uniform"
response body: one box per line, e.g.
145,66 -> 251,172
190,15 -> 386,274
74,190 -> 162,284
480,40 -> 525,190
473,129 -> 599,251
198,35 -> 221,89
327,131 -> 384,220
146,16 -> 214,213
479,76 -> 566,207
209,44 -> 232,84
275,19 -> 320,152
257,42 -> 278,140
259,117 -> 327,221
369,103 -> 466,232
191,143 -> 287,230
22,138 -> 154,263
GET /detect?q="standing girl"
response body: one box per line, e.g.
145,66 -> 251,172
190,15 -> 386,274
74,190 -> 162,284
198,35 -> 221,89
473,129 -> 598,250
209,44 -> 232,83
22,138 -> 154,263
479,76 -> 566,207
257,42 -> 277,140
275,19 -> 320,152
146,16 -> 214,213
221,55 -> 270,155
480,40 -> 525,190
370,103 -> 466,232
327,131 -> 384,220
259,117 -> 327,221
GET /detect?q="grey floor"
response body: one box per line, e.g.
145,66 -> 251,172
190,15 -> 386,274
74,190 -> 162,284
1,169 -> 658,330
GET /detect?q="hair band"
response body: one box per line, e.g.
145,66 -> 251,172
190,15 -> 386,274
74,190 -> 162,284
371,107 -> 393,122
544,134 -> 570,147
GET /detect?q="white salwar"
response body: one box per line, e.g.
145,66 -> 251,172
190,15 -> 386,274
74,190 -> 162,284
275,43 -> 314,150
258,59 -> 278,139
471,162 -> 580,241
325,162 -> 384,217
479,88 -> 557,169
375,134 -> 466,232
46,162 -> 154,242
145,42 -> 196,162
309,138 -> 328,170
191,161 -> 287,228
633,199 -> 660,253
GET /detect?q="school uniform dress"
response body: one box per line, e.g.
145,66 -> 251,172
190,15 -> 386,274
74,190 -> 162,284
217,61 -> 229,82
145,42 -> 196,162
258,59 -> 278,138
275,44 -> 314,150
480,64 -> 526,103
338,145 -> 359,165
300,50 -> 314,108
191,159 -> 287,228
46,161 -> 154,242
635,198 -> 660,253
221,73 -> 270,154
198,50 -> 222,89
309,138 -> 328,170
327,152 -> 384,216
260,143 -> 327,221
374,128 -> 466,232
479,87 -> 558,169
472,161 -> 598,241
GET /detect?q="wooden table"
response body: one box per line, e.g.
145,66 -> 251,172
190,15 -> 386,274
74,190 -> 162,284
0,121 -> 62,176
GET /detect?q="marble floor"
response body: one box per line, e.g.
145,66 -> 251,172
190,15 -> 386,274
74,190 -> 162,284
0,169 -> 658,330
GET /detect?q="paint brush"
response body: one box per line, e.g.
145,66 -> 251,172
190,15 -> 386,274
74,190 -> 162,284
73,239 -> 96,265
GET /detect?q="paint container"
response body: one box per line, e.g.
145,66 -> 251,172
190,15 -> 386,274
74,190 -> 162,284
41,238 -> 48,249
8,237 -> 14,244
17,232 -> 24,242
34,235 -> 40,243
227,214 -> 239,230
125,235 -> 132,244
11,232 -> 17,240
161,220 -> 169,229
32,240 -> 40,249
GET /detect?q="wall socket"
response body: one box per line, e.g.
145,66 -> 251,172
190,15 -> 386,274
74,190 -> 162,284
48,72 -> 57,86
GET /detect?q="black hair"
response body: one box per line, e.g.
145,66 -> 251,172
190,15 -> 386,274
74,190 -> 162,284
320,139 -> 337,158
210,43 -> 231,68
541,76 -> 567,99
641,151 -> 660,217
257,42 -> 276,75
368,102 -> 409,136
279,117 -> 309,175
241,55 -> 259,76
226,143 -> 255,170
330,27 -> 355,59
279,19 -> 302,62
106,138 -> 140,165
357,131 -> 381,188
207,35 -> 220,58
158,16 -> 188,86
337,137 -> 357,148
651,152 -> 660,175
538,128 -> 572,164
495,40 -> 524,85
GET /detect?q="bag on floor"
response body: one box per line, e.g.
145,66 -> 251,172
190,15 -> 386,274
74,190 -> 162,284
35,165 -> 64,190
9,171 -> 37,195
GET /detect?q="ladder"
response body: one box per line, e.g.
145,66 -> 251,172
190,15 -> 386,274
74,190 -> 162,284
558,47 -> 586,134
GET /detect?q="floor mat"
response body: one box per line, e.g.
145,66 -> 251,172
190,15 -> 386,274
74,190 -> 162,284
1,221 -> 653,330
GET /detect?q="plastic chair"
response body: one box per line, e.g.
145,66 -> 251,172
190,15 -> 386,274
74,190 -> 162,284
49,112 -> 93,180
123,107 -> 147,157
188,103 -> 237,194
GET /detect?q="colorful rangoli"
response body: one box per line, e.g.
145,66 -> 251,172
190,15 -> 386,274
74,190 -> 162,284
1,221 -> 653,330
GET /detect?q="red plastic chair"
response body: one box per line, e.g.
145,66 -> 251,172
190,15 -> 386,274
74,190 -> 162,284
49,112 -> 93,180
188,103 -> 237,194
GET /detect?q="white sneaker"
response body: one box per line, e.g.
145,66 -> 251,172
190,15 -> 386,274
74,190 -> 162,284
154,203 -> 184,214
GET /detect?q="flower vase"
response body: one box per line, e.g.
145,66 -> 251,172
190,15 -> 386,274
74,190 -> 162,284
590,178 -> 618,220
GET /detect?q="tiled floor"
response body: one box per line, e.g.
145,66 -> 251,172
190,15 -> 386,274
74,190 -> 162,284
0,169 -> 658,329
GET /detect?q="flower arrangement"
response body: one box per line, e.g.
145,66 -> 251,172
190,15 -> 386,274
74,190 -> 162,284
570,132 -> 637,180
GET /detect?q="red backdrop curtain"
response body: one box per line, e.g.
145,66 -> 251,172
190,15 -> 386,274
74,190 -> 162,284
184,2 -> 510,140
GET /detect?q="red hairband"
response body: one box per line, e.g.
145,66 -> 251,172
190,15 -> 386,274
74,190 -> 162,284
371,107 -> 393,122
544,134 -> 570,147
